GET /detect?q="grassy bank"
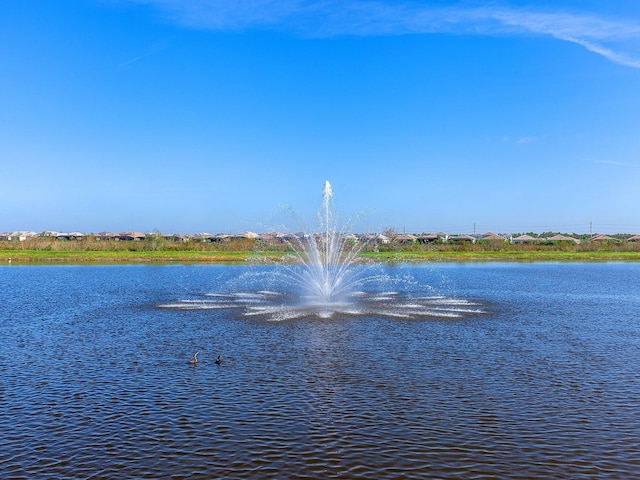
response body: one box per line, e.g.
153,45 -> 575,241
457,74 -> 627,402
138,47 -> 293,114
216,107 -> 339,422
2,249 -> 639,264
2,235 -> 640,264
360,250 -> 640,263
0,250 -> 256,264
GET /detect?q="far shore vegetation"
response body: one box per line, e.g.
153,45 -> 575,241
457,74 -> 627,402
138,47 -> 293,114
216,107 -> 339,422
2,232 -> 640,264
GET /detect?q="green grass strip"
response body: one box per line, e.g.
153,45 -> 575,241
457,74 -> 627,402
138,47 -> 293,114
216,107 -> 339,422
0,250 -> 257,264
2,249 -> 639,265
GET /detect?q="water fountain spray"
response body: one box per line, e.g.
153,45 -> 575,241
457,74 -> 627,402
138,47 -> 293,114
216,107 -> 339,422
292,181 -> 364,302
160,181 -> 484,320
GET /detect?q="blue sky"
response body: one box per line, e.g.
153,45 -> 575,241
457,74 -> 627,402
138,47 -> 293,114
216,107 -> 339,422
2,1 -> 640,234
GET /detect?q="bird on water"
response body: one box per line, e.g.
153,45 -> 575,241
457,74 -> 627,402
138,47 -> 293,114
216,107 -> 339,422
215,354 -> 222,365
188,352 -> 199,365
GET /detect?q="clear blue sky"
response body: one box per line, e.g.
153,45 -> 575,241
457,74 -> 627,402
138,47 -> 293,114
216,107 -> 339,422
2,1 -> 640,234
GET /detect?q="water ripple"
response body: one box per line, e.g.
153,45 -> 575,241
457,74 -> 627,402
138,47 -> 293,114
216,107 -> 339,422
2,264 -> 640,478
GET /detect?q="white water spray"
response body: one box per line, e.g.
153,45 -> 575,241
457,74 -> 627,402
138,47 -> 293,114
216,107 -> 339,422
288,181 -> 365,303
160,181 -> 485,320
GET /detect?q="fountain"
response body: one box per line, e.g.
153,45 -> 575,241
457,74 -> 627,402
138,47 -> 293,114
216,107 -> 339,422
281,181 -> 365,303
160,181 -> 484,320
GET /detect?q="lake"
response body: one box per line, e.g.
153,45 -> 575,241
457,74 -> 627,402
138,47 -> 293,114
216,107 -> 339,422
1,263 -> 639,479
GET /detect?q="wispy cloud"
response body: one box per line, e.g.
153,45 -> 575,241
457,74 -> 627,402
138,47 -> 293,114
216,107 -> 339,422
119,53 -> 150,69
516,136 -> 536,145
588,158 -> 640,168
489,7 -> 640,68
117,40 -> 170,70
126,1 -> 640,68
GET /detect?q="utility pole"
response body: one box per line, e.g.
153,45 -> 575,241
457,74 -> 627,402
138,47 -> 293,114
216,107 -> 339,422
590,221 -> 592,236
473,223 -> 476,235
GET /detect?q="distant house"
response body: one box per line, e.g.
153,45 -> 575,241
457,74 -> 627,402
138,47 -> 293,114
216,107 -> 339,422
479,232 -> 507,242
547,234 -> 579,244
94,232 -> 119,241
162,233 -> 190,242
394,234 -> 417,244
50,231 -> 86,240
118,231 -> 145,241
41,231 -> 69,240
212,233 -> 230,242
257,232 -> 292,244
268,232 -> 294,244
627,235 -> 640,242
511,234 -> 543,244
8,231 -> 37,241
236,231 -> 259,240
221,232 -> 259,242
257,232 -> 277,243
193,233 -> 215,242
417,233 -> 446,243
590,234 -> 618,242
357,233 -> 390,244
448,234 -> 476,244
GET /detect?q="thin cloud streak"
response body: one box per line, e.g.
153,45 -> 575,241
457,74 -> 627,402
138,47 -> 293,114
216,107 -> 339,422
516,136 -> 536,145
493,8 -> 640,68
590,159 -> 640,169
128,1 -> 640,68
117,40 -> 170,69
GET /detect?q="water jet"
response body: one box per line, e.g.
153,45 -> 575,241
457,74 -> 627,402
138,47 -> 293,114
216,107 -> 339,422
160,181 -> 484,320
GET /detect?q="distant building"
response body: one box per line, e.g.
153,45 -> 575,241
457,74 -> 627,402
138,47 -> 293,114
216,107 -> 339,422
590,234 -> 618,242
193,233 -> 215,242
118,231 -> 145,241
511,234 -> 543,244
8,231 -> 37,241
393,234 -> 417,244
547,234 -> 579,244
448,234 -> 476,244
357,233 -> 390,244
479,232 -> 508,242
417,233 -> 447,243
94,232 -> 119,241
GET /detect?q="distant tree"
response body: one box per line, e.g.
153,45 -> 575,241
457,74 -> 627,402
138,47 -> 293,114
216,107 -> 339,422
382,227 -> 397,239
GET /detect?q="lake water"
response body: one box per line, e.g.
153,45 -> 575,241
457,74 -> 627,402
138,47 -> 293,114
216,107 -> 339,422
1,262 -> 639,479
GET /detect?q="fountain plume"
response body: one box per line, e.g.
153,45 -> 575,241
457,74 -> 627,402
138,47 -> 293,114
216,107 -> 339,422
160,180 -> 485,320
286,181 -> 366,303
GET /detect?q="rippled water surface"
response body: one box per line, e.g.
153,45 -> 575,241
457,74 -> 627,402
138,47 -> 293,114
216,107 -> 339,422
1,263 -> 639,479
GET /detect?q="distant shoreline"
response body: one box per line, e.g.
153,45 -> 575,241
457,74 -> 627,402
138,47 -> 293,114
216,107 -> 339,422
2,249 -> 639,264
